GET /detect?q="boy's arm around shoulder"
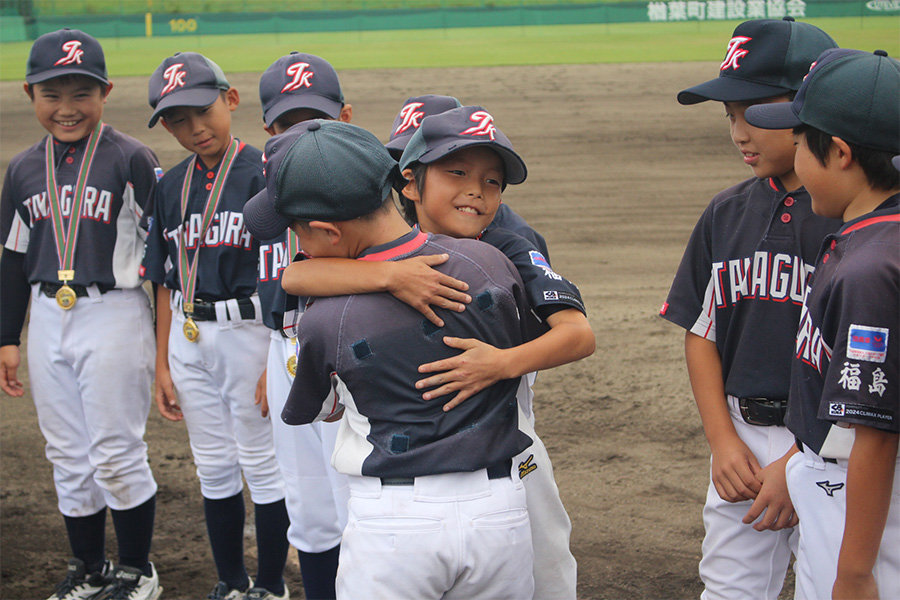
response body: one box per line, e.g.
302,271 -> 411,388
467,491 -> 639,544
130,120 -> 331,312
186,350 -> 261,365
281,253 -> 470,327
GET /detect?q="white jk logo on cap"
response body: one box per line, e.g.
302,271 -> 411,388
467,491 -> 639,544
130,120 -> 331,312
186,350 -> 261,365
720,36 -> 752,71
161,64 -> 187,95
394,102 -> 425,136
461,111 -> 496,140
282,62 -> 314,93
54,40 -> 84,66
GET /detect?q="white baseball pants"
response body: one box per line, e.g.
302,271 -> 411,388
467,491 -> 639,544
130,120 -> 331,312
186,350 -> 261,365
336,468 -> 533,600
267,331 -> 350,552
699,396 -> 798,600
787,448 -> 900,600
168,300 -> 283,503
28,285 -> 157,516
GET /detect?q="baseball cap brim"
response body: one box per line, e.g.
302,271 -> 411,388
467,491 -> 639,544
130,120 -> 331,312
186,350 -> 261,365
26,67 -> 109,86
263,94 -> 342,128
243,189 -> 292,240
384,134 -> 412,155
148,87 -> 223,128
744,101 -> 802,130
416,139 -> 527,186
893,155 -> 900,172
677,77 -> 794,105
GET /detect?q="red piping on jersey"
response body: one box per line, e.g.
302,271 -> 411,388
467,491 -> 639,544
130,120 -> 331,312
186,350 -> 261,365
767,178 -> 779,191
841,214 -> 900,235
357,230 -> 428,262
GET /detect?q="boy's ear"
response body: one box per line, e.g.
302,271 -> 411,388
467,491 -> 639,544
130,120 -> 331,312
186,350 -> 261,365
23,83 -> 33,100
264,124 -> 277,136
832,137 -> 854,170
401,169 -> 420,202
159,117 -> 173,135
308,221 -> 342,245
338,104 -> 353,123
101,82 -> 113,100
225,87 -> 240,111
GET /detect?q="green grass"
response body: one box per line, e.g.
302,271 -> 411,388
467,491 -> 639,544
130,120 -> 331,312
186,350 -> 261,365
2,18 -> 897,80
30,0 -> 643,17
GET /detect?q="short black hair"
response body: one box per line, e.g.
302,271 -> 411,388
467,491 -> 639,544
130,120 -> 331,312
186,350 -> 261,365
398,162 -> 428,226
794,124 -> 899,192
272,108 -> 331,134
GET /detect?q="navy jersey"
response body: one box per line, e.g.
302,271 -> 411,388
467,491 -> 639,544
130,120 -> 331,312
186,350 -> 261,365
1,128 -> 160,289
788,196 -> 899,455
257,230 -> 299,332
282,230 -> 534,478
488,202 -> 550,263
479,226 -> 584,330
660,177 -> 842,400
142,142 -> 264,300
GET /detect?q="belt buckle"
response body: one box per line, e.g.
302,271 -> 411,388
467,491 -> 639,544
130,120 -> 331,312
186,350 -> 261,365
738,397 -> 785,427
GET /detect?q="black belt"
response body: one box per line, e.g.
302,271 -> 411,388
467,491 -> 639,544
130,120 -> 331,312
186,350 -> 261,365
795,438 -> 838,464
40,282 -> 111,298
739,397 -> 787,427
381,459 -> 512,486
186,298 -> 256,322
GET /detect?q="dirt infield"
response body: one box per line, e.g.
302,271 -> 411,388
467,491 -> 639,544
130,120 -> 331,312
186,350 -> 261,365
1,61 -> 758,599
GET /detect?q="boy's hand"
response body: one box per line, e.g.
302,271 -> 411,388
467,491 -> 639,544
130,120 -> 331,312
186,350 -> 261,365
416,337 -> 507,411
0,345 -> 25,397
154,364 -> 182,421
388,255 -> 471,327
255,368 -> 269,418
742,449 -> 798,531
710,436 -> 763,502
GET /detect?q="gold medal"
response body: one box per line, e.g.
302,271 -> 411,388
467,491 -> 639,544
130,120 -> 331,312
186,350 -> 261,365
286,355 -> 297,377
56,284 -> 77,310
183,317 -> 200,342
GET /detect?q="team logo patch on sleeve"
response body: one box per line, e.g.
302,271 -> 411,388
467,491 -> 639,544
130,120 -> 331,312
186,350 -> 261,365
847,325 -> 888,363
154,167 -> 165,180
529,250 -> 550,270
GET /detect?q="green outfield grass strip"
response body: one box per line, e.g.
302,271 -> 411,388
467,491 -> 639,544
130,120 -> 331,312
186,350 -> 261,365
2,18 -> 897,80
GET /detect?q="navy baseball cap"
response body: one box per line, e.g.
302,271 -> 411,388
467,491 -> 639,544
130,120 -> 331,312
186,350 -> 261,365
148,52 -> 230,128
384,95 -> 463,157
259,52 -> 344,128
399,105 -> 527,186
26,28 -> 108,86
243,120 -> 402,237
677,18 -> 837,105
745,49 -> 900,154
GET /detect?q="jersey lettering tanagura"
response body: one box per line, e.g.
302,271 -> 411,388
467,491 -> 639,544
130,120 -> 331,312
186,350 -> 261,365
661,177 -> 842,400
257,230 -> 300,332
788,196 -> 899,454
282,230 -> 534,479
1,129 -> 160,289
141,142 -> 264,300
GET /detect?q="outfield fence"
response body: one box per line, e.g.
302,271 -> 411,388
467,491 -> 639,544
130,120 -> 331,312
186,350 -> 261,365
1,0 -> 896,41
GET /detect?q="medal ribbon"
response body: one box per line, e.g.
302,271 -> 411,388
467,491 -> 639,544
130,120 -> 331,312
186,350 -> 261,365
177,137 -> 241,309
44,122 -> 105,279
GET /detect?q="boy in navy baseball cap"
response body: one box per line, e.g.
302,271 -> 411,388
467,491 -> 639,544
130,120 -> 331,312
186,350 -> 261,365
384,94 -> 462,159
745,48 -> 899,600
3,27 -> 163,599
279,106 -> 594,600
143,52 -> 291,600
661,18 -> 842,600
260,119 -> 537,599
259,51 -> 351,133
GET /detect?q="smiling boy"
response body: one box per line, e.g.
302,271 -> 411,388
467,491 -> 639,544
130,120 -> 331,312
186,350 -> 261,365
0,28 -> 161,600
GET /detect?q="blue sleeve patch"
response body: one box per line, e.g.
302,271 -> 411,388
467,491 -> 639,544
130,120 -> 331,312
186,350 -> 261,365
154,167 -> 165,181
847,325 -> 888,363
529,250 -> 550,270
